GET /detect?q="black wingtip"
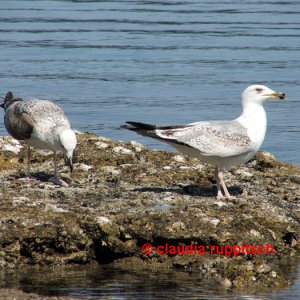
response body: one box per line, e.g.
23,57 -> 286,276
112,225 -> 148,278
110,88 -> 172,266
120,123 -> 132,130
121,121 -> 156,131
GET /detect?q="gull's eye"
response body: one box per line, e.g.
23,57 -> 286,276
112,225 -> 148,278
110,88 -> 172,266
255,88 -> 263,93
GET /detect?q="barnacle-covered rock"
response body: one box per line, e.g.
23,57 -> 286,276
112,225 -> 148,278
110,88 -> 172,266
0,133 -> 299,292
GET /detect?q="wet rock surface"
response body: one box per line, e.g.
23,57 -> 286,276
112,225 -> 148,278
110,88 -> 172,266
0,288 -> 77,300
0,133 -> 299,291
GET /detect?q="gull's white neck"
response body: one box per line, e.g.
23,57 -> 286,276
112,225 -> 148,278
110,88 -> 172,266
236,102 -> 267,149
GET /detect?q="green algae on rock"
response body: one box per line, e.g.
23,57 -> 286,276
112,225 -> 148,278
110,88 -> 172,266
0,133 -> 299,290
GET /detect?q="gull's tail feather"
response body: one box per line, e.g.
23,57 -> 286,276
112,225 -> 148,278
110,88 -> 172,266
121,121 -> 159,139
121,121 -> 190,143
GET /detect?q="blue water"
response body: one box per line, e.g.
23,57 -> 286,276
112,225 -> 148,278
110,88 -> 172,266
0,0 -> 300,165
0,0 -> 299,298
0,260 -> 300,300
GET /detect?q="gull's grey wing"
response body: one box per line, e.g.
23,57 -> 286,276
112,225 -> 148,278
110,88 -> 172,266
4,99 -> 71,141
19,99 -> 71,127
4,104 -> 35,140
156,120 -> 253,158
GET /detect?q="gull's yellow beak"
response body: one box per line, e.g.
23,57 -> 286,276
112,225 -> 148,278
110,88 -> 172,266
264,91 -> 286,100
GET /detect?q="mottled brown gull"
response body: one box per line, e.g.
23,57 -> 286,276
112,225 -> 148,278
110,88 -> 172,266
122,85 -> 285,199
1,91 -> 77,187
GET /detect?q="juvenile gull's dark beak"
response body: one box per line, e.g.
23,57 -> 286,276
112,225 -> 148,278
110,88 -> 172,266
0,103 -> 4,108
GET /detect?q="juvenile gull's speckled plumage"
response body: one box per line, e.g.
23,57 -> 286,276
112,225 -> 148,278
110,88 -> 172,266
1,91 -> 77,187
122,85 -> 286,199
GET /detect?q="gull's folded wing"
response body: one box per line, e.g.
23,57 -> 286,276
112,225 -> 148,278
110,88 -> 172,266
156,120 -> 253,158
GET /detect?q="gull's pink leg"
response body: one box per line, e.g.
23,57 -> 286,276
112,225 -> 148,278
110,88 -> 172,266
218,170 -> 232,199
48,151 -> 68,187
215,168 -> 234,199
215,167 -> 225,199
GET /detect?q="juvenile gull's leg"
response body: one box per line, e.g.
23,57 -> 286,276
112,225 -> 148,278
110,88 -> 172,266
18,146 -> 37,181
26,145 -> 31,176
48,151 -> 68,187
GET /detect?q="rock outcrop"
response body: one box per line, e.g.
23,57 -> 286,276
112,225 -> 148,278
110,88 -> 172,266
0,133 -> 299,290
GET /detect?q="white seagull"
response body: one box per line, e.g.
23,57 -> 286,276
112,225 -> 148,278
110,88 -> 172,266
122,85 -> 285,199
1,91 -> 77,187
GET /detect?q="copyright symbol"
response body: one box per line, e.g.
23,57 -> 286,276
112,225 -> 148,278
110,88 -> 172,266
142,243 -> 153,255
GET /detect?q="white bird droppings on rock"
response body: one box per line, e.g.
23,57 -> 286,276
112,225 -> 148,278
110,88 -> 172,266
95,141 -> 110,149
215,201 -> 228,207
77,163 -> 93,171
173,155 -> 186,163
97,216 -> 112,225
260,151 -> 276,160
163,196 -> 176,201
271,271 -> 277,278
0,137 -> 22,149
113,146 -> 134,155
101,166 -> 121,175
120,164 -> 133,169
250,229 -> 262,238
45,204 -> 69,213
179,166 -> 190,171
130,141 -> 145,152
2,144 -> 22,154
170,221 -> 186,231
98,136 -> 111,142
241,171 -> 254,178
267,229 -> 277,241
222,278 -> 232,288
192,164 -> 205,171
9,139 -> 21,146
12,197 -> 30,206
257,263 -> 272,274
210,218 -> 221,226
236,169 -> 254,178
163,166 -> 172,171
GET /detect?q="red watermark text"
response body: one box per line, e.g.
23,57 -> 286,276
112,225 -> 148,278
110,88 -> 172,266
141,242 -> 274,256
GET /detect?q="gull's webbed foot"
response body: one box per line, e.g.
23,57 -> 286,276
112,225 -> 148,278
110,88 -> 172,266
48,176 -> 68,187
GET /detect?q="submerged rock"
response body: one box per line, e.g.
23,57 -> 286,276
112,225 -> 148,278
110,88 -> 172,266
0,133 -> 299,290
